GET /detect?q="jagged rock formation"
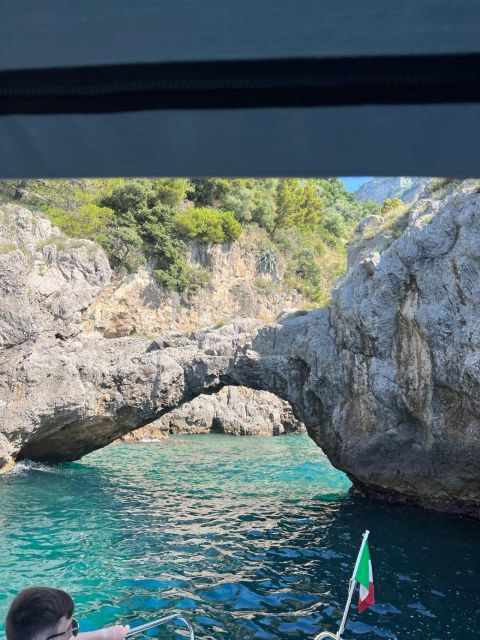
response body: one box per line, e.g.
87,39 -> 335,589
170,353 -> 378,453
120,386 -> 305,441
1,181 -> 480,516
0,206 -> 111,348
329,180 -> 480,515
356,177 -> 430,203
0,204 -> 111,468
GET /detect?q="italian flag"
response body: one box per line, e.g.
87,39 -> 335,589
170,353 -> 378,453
354,537 -> 375,613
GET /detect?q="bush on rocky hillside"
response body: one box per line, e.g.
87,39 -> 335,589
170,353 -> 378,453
174,207 -> 242,243
0,177 -> 381,301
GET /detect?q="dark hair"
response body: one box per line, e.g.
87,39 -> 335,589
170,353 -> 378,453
6,587 -> 74,640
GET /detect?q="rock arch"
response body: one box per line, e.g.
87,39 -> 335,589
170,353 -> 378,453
7,312 -> 334,464
2,181 -> 480,517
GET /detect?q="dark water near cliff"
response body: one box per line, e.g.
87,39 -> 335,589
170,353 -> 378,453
0,435 -> 478,639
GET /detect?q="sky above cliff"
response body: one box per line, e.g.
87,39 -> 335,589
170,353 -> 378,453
341,177 -> 372,192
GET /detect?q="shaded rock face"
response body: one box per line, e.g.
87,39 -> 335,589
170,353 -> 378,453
356,177 -> 429,204
330,181 -> 480,515
1,182 -> 480,518
120,386 -> 305,441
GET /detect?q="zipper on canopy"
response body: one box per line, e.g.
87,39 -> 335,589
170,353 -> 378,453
0,53 -> 479,114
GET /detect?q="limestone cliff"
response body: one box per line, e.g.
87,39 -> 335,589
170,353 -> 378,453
1,181 -> 480,517
356,177 -> 429,204
84,229 -> 303,337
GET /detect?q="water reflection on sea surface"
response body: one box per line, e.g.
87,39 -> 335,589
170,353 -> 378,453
0,435 -> 478,639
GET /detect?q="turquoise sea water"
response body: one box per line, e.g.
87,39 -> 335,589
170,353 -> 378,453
0,435 -> 478,639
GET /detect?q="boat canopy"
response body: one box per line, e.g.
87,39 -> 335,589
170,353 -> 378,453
1,1 -> 480,178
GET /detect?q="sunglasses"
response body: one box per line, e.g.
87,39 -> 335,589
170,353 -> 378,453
46,618 -> 79,640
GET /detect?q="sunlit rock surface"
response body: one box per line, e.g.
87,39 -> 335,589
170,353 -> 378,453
1,182 -> 480,516
120,386 -> 305,441
355,177 -> 429,203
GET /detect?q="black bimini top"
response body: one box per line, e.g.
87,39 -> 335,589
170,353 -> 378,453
1,0 -> 480,178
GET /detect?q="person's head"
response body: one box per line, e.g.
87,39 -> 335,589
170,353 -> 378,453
5,587 -> 78,640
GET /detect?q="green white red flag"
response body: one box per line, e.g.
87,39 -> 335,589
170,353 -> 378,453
335,531 -> 376,638
354,537 -> 375,612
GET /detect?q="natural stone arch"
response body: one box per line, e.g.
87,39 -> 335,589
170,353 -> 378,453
9,312 -> 333,464
3,181 -> 480,517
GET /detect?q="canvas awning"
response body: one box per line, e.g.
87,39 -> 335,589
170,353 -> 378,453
1,1 -> 479,178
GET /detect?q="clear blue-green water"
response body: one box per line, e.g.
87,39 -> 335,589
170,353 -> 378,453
0,435 -> 478,640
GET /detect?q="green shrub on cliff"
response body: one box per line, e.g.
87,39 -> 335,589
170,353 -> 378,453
175,207 -> 242,243
264,178 -> 377,303
0,180 -> 117,240
100,178 -> 188,212
189,178 -> 278,230
154,261 -> 211,292
382,197 -> 403,214
256,248 -> 278,276
99,180 -> 196,289
44,202 -> 114,239
99,225 -> 145,272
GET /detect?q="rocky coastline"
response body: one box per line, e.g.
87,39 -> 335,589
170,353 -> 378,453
1,181 -> 480,517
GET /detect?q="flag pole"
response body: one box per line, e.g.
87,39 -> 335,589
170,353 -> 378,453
335,530 -> 370,640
